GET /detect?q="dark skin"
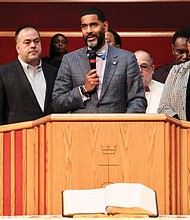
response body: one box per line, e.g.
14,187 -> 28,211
52,35 -> 67,61
80,14 -> 108,92
172,37 -> 189,64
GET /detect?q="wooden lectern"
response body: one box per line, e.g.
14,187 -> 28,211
0,113 -> 189,216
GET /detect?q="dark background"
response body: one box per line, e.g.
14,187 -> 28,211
0,1 -> 189,66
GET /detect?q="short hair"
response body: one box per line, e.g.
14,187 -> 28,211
107,29 -> 122,47
49,33 -> 68,59
81,7 -> 106,22
172,28 -> 190,44
15,25 -> 40,43
135,50 -> 154,66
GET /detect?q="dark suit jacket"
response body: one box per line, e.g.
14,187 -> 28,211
152,63 -> 174,83
52,44 -> 147,113
0,59 -> 58,125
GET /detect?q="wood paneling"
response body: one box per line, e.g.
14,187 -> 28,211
0,114 -> 188,215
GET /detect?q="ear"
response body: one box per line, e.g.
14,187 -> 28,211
16,43 -> 19,54
103,21 -> 108,32
171,44 -> 175,55
152,64 -> 155,73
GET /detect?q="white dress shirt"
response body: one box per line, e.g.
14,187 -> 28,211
145,79 -> 164,113
18,58 -> 46,111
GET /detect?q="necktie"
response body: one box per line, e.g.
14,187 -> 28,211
96,51 -> 106,60
145,86 -> 150,92
87,49 -> 106,60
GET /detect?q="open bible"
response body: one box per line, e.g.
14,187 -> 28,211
62,183 -> 159,217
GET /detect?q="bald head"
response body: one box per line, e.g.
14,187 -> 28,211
134,50 -> 155,87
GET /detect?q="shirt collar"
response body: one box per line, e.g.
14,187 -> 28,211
18,56 -> 42,72
96,42 -> 108,56
87,42 -> 108,56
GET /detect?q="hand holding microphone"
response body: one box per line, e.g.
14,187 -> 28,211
88,50 -> 96,70
84,50 -> 99,92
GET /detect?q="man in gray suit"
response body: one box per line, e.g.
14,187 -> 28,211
52,7 -> 147,113
0,25 -> 58,125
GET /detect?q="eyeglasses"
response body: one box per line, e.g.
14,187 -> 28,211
139,64 -> 151,70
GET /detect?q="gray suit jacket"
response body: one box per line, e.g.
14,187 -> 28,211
52,44 -> 147,113
0,59 -> 58,124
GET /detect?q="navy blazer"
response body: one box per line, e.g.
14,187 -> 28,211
52,44 -> 147,113
0,59 -> 58,125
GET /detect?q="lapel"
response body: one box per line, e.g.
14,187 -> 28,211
78,47 -> 100,100
77,46 -> 119,101
78,47 -> 91,77
13,59 -> 43,111
98,45 -> 119,101
42,64 -> 50,111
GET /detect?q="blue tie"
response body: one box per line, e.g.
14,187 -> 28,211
96,51 -> 106,60
87,49 -> 106,60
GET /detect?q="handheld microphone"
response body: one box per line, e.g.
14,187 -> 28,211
88,50 -> 96,70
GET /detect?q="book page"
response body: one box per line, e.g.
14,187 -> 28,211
63,188 -> 106,216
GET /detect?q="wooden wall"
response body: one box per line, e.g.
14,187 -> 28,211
0,1 -> 189,66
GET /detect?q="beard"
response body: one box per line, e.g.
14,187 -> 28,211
87,38 -> 98,49
84,30 -> 105,50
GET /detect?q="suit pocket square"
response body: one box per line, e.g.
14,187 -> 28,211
112,61 -> 118,65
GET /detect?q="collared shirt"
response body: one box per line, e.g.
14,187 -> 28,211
96,42 -> 108,98
18,57 -> 46,111
80,43 -> 108,101
145,80 -> 163,114
158,60 -> 190,120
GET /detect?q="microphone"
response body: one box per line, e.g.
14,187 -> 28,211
88,50 -> 96,70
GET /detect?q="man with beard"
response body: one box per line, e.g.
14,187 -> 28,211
52,7 -> 147,113
0,25 -> 58,124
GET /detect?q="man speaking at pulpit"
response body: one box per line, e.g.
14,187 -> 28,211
52,7 -> 147,113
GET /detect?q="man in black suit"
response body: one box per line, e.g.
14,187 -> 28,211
0,25 -> 58,125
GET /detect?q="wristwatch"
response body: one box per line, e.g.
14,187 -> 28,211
80,85 -> 90,98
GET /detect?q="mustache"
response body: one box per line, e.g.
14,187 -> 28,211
86,34 -> 97,39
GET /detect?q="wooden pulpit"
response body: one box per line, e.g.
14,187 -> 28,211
0,114 -> 189,215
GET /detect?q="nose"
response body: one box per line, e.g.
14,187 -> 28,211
182,52 -> 189,61
30,41 -> 36,47
86,25 -> 93,34
138,65 -> 143,73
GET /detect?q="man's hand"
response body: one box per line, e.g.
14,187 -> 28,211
84,69 -> 99,92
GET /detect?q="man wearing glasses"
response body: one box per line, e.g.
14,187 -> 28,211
134,50 -> 164,114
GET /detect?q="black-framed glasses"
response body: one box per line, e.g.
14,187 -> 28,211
139,64 -> 151,70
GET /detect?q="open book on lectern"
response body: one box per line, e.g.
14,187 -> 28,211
62,183 -> 159,217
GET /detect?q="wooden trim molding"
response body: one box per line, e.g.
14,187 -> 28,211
0,31 -> 174,38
